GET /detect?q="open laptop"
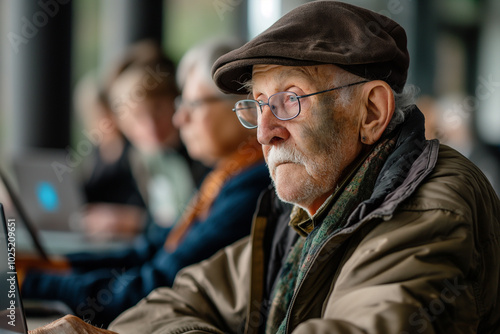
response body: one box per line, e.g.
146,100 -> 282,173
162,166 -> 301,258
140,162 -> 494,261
0,163 -> 130,258
0,203 -> 72,332
12,149 -> 85,232
0,152 -> 131,260
0,168 -> 49,261
0,203 -> 29,333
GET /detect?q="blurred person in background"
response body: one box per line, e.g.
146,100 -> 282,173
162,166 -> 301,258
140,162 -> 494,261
419,94 -> 500,194
83,39 -> 198,237
20,38 -> 270,328
73,71 -> 147,240
73,40 -> 200,239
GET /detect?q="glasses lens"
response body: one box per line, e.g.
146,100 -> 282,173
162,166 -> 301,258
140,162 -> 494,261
174,96 -> 183,110
234,100 -> 259,128
269,92 -> 300,120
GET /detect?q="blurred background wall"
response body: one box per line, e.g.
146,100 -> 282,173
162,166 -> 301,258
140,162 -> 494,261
0,0 -> 499,188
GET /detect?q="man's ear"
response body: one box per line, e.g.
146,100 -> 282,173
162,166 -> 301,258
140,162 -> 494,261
358,80 -> 395,145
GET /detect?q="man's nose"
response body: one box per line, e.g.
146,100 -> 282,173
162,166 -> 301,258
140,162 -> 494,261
257,105 -> 289,145
172,107 -> 189,129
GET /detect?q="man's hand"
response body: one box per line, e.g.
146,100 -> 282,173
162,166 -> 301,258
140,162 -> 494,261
29,315 -> 118,334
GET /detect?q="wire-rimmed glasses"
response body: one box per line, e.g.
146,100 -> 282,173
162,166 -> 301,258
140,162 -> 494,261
232,80 -> 368,129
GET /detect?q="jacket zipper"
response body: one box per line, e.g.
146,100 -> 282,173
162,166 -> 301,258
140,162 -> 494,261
284,231 -> 340,333
284,212 -> 390,333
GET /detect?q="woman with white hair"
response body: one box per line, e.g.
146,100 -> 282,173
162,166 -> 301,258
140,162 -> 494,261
20,38 -> 270,328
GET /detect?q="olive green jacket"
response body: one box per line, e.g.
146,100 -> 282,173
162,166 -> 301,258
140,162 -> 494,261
110,142 -> 500,333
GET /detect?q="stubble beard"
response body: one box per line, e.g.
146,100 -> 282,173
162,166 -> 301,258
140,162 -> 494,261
266,130 -> 344,211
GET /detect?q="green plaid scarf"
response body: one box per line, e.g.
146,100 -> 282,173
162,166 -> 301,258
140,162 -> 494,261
266,136 -> 397,333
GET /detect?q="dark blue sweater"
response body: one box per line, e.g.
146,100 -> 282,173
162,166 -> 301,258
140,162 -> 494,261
22,161 -> 270,327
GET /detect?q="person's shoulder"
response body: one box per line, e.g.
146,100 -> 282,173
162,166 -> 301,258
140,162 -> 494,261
433,144 -> 498,197
403,144 -> 500,223
216,161 -> 271,201
228,160 -> 270,184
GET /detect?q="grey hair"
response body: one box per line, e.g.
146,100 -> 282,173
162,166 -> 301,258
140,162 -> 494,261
387,85 -> 420,133
177,37 -> 243,92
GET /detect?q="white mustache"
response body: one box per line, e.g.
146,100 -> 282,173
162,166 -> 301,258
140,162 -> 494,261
266,146 -> 305,169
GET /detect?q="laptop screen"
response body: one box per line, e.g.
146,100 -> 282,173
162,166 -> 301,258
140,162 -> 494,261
0,204 -> 28,333
0,169 -> 49,261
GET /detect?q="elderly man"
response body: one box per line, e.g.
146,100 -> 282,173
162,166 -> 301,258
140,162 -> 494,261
31,2 -> 499,334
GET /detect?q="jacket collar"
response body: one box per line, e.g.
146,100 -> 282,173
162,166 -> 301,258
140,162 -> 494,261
348,105 -> 439,225
290,106 -> 439,235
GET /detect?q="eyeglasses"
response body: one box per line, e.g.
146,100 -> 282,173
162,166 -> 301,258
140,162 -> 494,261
232,80 -> 368,129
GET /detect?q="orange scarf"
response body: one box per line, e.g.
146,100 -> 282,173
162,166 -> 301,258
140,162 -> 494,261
164,137 -> 264,252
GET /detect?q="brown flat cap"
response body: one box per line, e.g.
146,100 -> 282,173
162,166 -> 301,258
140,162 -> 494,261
212,1 -> 409,94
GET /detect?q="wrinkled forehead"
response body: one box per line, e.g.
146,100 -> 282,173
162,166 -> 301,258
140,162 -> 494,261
249,64 -> 338,92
